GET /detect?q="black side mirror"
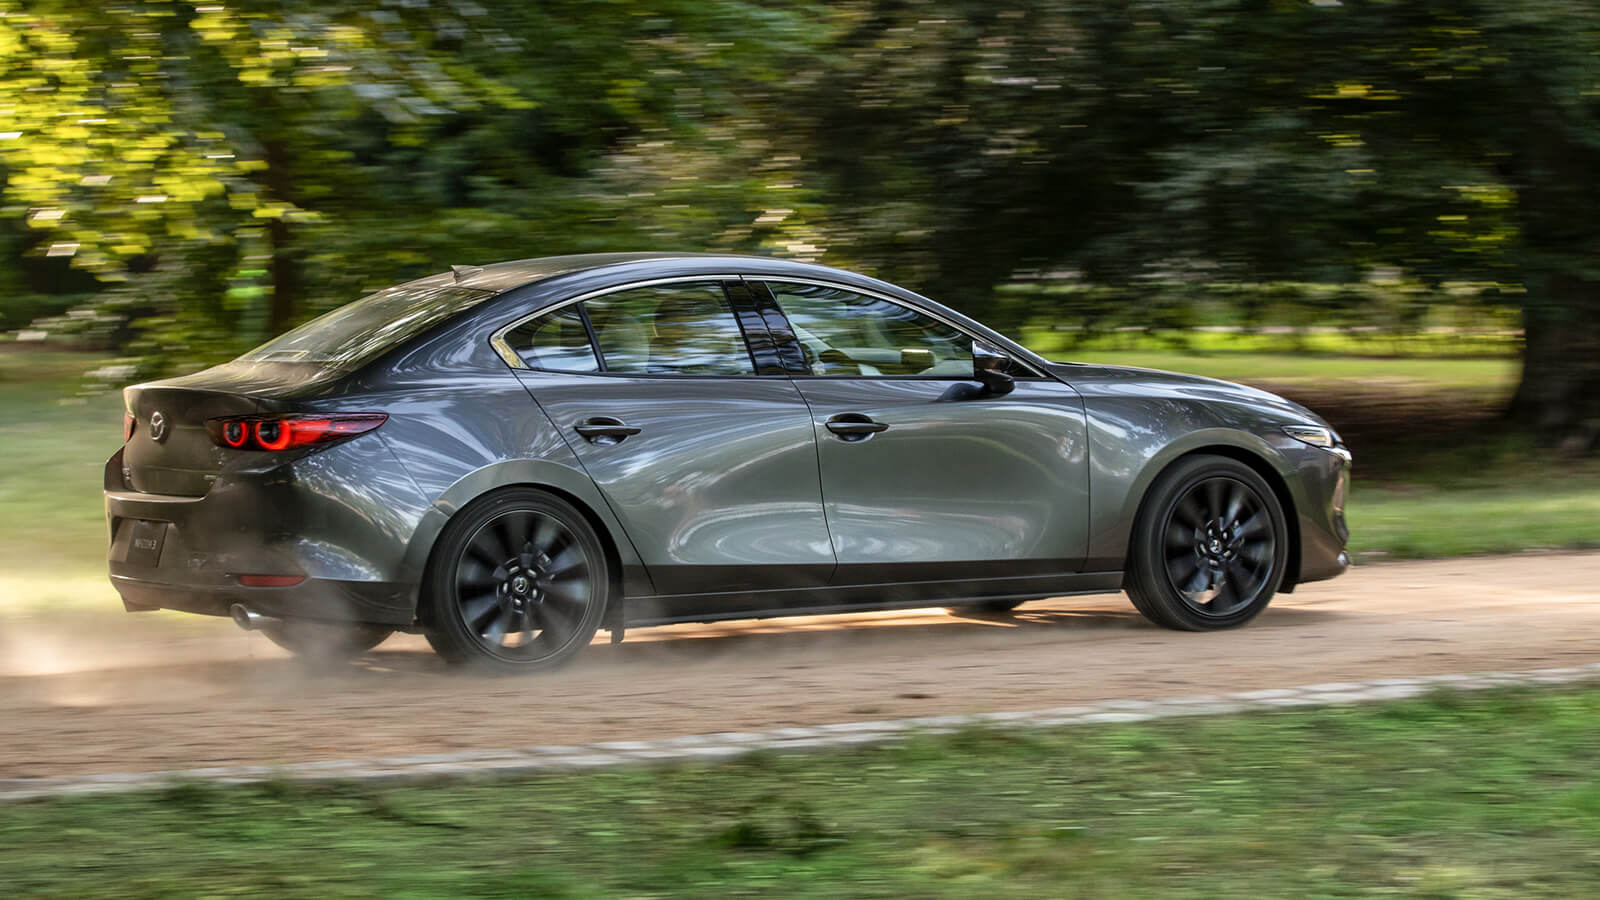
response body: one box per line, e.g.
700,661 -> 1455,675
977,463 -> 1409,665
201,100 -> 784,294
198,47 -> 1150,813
973,341 -> 1015,396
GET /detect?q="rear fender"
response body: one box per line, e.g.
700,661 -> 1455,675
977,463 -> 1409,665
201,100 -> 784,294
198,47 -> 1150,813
395,459 -> 652,619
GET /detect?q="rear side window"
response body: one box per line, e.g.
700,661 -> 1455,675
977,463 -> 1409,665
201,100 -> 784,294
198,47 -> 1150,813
500,306 -> 600,372
503,281 -> 758,376
583,282 -> 755,376
242,284 -> 492,370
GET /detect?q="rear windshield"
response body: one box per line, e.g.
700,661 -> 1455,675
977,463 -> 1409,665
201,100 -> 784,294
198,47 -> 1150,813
240,284 -> 493,369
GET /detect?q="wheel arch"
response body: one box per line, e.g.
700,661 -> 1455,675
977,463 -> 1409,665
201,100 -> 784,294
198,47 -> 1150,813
1121,442 -> 1302,593
399,460 -> 651,624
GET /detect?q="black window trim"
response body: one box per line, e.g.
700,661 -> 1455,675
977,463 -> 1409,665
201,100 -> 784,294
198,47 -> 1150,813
747,276 -> 1047,380
490,275 -> 777,379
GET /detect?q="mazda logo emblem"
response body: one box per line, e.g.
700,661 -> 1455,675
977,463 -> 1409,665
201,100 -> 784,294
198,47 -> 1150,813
149,411 -> 168,443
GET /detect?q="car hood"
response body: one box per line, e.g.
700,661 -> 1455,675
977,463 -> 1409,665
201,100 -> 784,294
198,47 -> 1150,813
1044,361 -> 1330,427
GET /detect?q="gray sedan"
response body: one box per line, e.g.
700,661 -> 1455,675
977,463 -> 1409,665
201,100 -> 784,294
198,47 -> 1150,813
106,254 -> 1351,670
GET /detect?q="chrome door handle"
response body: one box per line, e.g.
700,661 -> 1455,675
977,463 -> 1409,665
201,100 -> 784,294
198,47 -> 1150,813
575,417 -> 642,443
825,414 -> 889,441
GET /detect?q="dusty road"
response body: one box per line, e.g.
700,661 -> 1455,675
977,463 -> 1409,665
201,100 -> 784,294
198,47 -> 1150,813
2,553 -> 1597,779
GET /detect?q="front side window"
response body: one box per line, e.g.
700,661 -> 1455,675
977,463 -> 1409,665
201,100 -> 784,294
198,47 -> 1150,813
584,281 -> 756,376
764,282 -> 974,377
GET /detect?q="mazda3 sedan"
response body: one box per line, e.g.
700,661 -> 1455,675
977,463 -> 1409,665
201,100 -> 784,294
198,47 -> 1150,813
106,253 -> 1350,669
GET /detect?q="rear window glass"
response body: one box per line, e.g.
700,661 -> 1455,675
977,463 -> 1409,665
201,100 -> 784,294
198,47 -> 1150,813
240,284 -> 493,369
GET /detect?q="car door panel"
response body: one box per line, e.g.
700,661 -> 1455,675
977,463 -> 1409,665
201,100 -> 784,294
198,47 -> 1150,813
789,377 -> 1090,583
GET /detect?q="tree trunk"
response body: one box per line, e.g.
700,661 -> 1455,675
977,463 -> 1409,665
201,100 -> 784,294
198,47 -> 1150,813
1504,274 -> 1600,453
263,139 -> 298,335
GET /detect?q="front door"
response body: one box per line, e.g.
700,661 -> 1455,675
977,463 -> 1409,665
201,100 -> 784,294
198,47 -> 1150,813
504,279 -> 835,608
756,279 -> 1091,590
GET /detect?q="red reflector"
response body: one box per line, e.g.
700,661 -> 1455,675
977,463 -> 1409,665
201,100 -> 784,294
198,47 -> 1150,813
236,574 -> 306,588
124,413 -> 136,443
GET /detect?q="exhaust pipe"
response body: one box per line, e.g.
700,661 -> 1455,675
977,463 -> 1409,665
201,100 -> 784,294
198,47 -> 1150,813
230,603 -> 263,632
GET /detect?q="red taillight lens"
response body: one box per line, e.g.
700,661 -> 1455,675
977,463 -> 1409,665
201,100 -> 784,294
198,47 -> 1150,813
236,574 -> 306,587
205,414 -> 386,452
123,413 -> 136,443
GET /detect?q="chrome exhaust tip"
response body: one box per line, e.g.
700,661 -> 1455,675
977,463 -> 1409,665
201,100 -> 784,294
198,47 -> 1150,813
229,603 -> 262,632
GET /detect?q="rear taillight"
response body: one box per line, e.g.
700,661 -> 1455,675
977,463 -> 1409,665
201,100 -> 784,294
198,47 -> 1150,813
205,414 -> 386,452
123,413 -> 136,443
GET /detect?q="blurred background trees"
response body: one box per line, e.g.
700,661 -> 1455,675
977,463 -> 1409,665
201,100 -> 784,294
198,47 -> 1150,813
2,0 -> 1597,449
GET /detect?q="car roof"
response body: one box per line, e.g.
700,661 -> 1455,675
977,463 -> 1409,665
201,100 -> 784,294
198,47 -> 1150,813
401,253 -> 896,296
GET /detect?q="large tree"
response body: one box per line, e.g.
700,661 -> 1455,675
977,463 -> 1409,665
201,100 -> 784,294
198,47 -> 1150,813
791,0 -> 1595,449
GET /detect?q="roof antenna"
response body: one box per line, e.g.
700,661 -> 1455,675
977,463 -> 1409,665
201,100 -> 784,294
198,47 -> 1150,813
451,264 -> 484,283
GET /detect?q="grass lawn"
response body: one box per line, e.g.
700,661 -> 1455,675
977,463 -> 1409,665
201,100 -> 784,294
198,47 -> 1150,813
3,684 -> 1598,897
1055,348 -> 1518,395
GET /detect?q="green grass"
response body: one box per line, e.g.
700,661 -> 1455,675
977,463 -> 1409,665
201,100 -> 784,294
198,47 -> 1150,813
1043,347 -> 1518,395
1017,319 -> 1519,359
1350,484 -> 1600,561
0,351 -> 122,577
4,685 -> 1600,897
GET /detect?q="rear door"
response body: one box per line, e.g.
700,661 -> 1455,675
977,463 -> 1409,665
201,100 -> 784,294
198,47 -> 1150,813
500,278 -> 835,611
753,279 -> 1091,589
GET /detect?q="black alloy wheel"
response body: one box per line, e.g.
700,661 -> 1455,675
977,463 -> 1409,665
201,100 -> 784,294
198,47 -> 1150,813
424,488 -> 609,670
1125,455 -> 1289,631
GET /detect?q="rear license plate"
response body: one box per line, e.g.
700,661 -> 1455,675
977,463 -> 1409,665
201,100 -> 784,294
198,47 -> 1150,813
126,519 -> 167,567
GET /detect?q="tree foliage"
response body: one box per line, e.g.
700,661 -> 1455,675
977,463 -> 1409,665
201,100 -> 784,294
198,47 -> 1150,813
2,0 -> 1598,446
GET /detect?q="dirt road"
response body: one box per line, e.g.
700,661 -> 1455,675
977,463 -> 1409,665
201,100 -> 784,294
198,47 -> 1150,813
3,553 -> 1597,779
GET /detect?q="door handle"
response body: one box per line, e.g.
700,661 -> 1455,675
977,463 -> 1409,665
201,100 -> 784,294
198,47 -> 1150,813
825,414 -> 889,441
574,417 -> 643,443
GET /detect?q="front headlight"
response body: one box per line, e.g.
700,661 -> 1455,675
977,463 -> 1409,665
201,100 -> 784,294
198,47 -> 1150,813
1283,424 -> 1336,448
1283,424 -> 1352,461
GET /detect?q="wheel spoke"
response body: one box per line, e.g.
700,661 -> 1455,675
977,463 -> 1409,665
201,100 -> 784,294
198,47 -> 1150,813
1174,493 -> 1206,529
460,591 -> 500,631
539,592 -> 584,635
1205,478 -> 1225,519
458,557 -> 497,589
532,516 -> 563,556
1222,483 -> 1245,527
544,544 -> 586,578
482,608 -> 514,645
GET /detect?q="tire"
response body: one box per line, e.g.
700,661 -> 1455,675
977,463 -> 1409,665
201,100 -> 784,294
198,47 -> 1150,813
946,599 -> 1025,615
1124,454 -> 1289,631
421,488 -> 610,672
259,620 -> 393,661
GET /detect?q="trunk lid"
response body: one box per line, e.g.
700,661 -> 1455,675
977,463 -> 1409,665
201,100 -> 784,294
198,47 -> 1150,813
120,361 -> 341,496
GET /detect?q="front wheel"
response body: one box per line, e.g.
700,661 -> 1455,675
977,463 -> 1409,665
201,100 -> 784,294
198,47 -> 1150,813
421,488 -> 610,672
1125,455 -> 1289,631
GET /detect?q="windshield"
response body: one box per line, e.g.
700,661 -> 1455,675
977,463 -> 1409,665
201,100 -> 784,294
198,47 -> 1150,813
240,283 -> 493,369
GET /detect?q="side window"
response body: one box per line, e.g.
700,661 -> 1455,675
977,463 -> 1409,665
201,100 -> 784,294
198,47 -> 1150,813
584,281 -> 756,376
500,305 -> 600,372
765,282 -> 974,377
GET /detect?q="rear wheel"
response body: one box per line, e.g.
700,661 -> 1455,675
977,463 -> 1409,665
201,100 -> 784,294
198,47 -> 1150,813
1125,455 -> 1288,631
422,488 -> 609,672
259,620 -> 393,661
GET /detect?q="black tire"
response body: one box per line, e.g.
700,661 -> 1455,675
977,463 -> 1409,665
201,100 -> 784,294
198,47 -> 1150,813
259,620 -> 393,660
421,487 -> 610,672
946,599 -> 1025,615
1124,454 -> 1289,631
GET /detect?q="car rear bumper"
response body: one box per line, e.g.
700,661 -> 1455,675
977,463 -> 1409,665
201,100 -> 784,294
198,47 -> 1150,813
104,444 -> 427,626
112,573 -> 415,626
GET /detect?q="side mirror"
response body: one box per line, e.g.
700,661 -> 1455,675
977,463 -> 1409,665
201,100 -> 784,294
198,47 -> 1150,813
973,341 -> 1015,396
